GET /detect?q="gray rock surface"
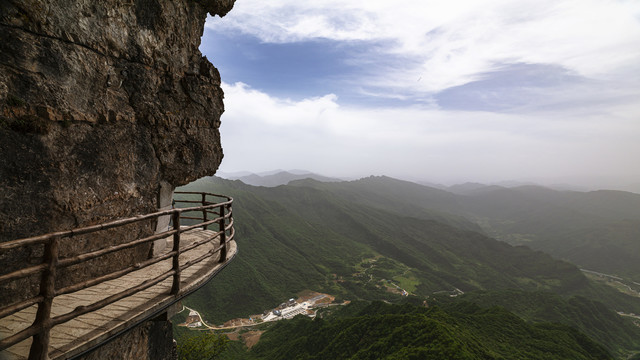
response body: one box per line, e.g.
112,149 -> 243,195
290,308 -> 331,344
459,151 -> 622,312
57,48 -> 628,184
0,0 -> 234,303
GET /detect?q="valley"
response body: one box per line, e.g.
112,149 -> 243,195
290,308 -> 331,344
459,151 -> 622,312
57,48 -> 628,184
581,269 -> 640,300
173,175 -> 640,359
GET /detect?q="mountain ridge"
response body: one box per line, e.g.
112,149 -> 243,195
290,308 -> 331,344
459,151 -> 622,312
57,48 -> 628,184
216,170 -> 342,187
283,174 -> 640,280
175,175 -> 640,358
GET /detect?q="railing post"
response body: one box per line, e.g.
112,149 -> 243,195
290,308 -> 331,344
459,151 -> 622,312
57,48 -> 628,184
218,204 -> 227,263
28,237 -> 59,360
170,212 -> 181,295
201,193 -> 208,230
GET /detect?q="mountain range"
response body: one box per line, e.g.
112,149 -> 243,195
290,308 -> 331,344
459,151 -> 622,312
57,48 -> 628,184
215,170 -> 342,187
286,175 -> 640,281
175,175 -> 640,358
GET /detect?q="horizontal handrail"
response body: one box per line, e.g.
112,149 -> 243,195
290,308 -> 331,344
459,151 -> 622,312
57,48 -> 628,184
0,191 -> 235,359
0,198 -> 232,252
57,229 -> 180,269
0,263 -> 48,284
180,216 -> 208,220
0,320 -> 41,350
0,296 -> 43,319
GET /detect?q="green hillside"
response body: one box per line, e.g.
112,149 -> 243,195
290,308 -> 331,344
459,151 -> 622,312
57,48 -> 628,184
232,301 -> 613,360
287,176 -> 478,232
175,176 -> 640,357
179,177 -> 591,320
445,290 -> 640,357
449,186 -> 640,281
291,177 -> 640,281
532,220 -> 640,279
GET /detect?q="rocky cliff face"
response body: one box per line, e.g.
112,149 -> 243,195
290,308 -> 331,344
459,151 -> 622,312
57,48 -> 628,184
0,0 -> 234,301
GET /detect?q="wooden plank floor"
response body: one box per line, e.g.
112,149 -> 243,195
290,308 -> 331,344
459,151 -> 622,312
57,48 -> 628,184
0,229 -> 236,360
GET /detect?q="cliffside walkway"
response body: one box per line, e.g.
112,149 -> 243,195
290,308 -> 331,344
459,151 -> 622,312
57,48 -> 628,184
0,192 -> 236,360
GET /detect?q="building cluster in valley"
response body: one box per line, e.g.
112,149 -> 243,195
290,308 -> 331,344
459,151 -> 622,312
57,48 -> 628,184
184,309 -> 203,328
245,292 -> 337,325
263,297 -> 314,321
179,291 -> 339,330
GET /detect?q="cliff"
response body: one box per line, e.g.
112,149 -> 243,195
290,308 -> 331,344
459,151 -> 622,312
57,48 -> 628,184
0,0 -> 234,302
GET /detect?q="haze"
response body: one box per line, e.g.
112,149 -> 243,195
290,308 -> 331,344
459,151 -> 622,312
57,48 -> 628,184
200,0 -> 640,191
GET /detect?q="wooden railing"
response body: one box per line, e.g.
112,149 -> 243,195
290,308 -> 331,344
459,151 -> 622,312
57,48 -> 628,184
0,191 -> 234,360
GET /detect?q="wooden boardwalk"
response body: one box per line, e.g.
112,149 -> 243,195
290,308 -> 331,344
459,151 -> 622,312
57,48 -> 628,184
0,229 -> 236,360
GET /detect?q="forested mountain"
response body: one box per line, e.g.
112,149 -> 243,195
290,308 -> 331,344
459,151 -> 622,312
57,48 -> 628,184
446,290 -> 640,355
176,176 -> 640,358
288,176 -> 640,281
443,185 -> 640,281
220,170 -> 341,187
234,301 -> 613,360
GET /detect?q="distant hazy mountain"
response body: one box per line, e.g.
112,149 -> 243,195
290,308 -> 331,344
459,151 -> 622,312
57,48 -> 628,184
215,170 -> 254,178
446,182 -> 505,195
456,185 -> 640,279
181,176 -> 604,318
216,170 -> 342,187
287,175 -> 471,228
446,181 -> 591,194
177,176 -> 640,358
213,174 -> 640,278
619,182 -> 640,194
415,180 -> 448,189
288,176 -> 640,280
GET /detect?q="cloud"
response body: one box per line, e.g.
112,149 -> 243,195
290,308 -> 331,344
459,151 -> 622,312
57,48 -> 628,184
219,82 -> 640,184
207,2 -> 640,188
208,0 -> 640,95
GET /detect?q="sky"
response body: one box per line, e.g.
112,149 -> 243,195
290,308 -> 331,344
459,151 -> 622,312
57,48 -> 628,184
200,0 -> 640,190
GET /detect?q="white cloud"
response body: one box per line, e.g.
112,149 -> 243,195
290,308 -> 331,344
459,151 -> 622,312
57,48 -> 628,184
209,0 -> 640,94
219,82 -> 640,184
208,2 -> 640,188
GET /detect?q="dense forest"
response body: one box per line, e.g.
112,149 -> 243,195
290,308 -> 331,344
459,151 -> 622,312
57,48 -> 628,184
226,301 -> 612,360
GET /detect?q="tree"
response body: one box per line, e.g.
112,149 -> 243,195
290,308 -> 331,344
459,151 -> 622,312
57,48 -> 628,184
177,331 -> 228,360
